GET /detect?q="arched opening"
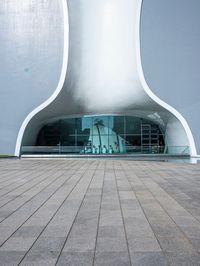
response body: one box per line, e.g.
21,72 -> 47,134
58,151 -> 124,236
20,115 -> 190,156
15,0 -> 196,157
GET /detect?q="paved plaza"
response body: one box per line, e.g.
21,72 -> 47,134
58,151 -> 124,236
0,159 -> 200,265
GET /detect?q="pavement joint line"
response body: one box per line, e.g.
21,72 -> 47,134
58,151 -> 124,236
0,170 -> 33,191
0,170 -> 54,195
0,159 -> 77,203
0,169 -> 56,205
92,161 -> 105,266
161,169 -> 199,189
54,161 -> 99,266
114,161 -> 132,266
0,160 -> 200,265
0,163 -> 82,248
0,170 -> 68,225
125,162 -> 200,256
18,160 -> 99,264
142,173 -> 200,228
0,170 -> 21,183
155,172 -> 200,224
0,161 -> 78,210
120,162 -> 165,257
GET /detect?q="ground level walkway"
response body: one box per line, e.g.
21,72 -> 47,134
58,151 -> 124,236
0,159 -> 200,265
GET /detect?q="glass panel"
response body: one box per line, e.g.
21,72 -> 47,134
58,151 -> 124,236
32,115 -> 167,155
77,117 -> 92,135
92,116 -> 109,135
125,117 -> 141,135
111,116 -> 124,136
36,122 -> 61,146
90,116 -> 109,153
77,135 -> 91,154
60,118 -> 75,146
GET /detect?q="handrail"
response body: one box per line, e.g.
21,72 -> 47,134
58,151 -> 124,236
21,145 -> 190,155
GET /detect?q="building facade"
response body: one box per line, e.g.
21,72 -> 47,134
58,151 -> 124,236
0,0 -> 200,157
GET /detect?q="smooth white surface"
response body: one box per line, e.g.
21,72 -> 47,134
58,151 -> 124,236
15,0 -> 197,156
135,0 -> 197,156
14,0 -> 69,156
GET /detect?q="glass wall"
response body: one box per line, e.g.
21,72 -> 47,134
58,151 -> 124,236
23,115 -> 166,155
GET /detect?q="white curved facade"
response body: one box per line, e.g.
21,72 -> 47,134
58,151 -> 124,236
0,0 -> 199,157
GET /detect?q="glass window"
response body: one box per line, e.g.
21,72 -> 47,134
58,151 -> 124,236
125,116 -> 141,135
60,118 -> 76,146
92,116 -> 109,135
111,116 -> 124,136
77,117 -> 92,135
34,115 -> 165,155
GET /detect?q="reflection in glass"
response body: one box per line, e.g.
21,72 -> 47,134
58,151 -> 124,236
33,115 -> 166,155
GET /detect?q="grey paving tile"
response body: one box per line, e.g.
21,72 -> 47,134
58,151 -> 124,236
41,225 -> 71,237
166,252 -> 200,266
0,210 -> 12,219
150,223 -> 183,238
99,211 -> 123,226
97,225 -> 123,237
179,225 -> 200,239
172,215 -> 199,226
0,159 -> 200,265
128,237 -> 161,252
189,238 -> 200,252
57,251 -> 94,266
158,236 -> 196,253
64,235 -> 96,252
130,252 -> 168,266
29,237 -> 66,252
125,220 -> 155,238
0,251 -> 25,266
20,250 -> 59,266
94,251 -> 130,266
0,237 -> 35,251
96,235 -> 128,252
14,226 -> 45,238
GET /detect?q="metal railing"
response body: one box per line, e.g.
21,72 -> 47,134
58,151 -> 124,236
21,145 -> 190,156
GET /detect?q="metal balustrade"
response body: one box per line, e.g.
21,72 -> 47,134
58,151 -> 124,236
21,145 -> 190,156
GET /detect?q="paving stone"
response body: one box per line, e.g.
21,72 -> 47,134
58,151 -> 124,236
128,237 -> 161,252
94,251 -> 130,266
130,251 -> 168,266
0,159 -> 200,265
0,210 -> 12,218
57,251 -> 94,266
14,226 -> 45,238
151,223 -> 183,238
189,238 -> 200,252
30,237 -> 66,252
20,250 -> 59,266
179,225 -> 200,239
166,252 -> 200,266
0,251 -> 25,266
172,215 -> 199,226
96,236 -> 128,252
64,235 -> 96,252
0,237 -> 35,251
125,221 -> 154,238
98,225 -> 121,236
158,236 -> 196,253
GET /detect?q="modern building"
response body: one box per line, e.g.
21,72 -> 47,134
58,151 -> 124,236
0,0 -> 200,157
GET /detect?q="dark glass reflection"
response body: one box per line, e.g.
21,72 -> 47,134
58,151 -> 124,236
35,116 -> 165,154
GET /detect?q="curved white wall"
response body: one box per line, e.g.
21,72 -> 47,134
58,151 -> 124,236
15,0 -> 197,156
14,0 -> 69,156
